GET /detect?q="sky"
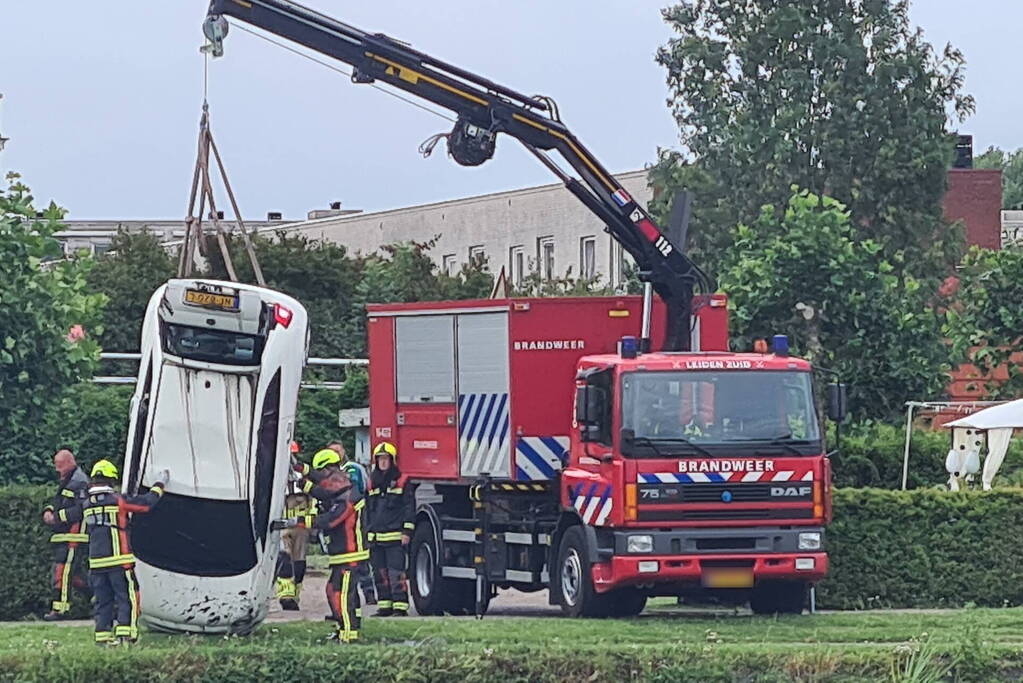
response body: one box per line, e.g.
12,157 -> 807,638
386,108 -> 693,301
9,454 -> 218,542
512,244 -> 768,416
0,1 -> 1019,220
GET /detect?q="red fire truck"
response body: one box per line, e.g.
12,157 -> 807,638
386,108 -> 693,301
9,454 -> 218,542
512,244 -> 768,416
203,0 -> 846,616
367,295 -> 836,616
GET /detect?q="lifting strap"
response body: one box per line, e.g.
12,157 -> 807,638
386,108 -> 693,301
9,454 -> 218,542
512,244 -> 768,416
179,101 -> 266,287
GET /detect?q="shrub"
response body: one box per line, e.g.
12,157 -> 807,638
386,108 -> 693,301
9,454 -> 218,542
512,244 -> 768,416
819,488 -> 1023,609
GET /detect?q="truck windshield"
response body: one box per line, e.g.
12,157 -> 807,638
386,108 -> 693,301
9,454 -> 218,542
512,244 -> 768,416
621,370 -> 820,456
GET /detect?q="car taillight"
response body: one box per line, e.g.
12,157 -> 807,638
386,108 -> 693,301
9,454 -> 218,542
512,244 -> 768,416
625,483 -> 637,521
274,304 -> 293,329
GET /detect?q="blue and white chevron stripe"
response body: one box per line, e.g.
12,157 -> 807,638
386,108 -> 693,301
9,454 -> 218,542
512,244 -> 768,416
515,436 -> 569,481
458,393 -> 510,477
570,482 -> 613,526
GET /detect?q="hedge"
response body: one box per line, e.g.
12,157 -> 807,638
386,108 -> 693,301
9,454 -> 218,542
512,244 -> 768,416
817,487 -> 1023,609
6,484 -> 1023,620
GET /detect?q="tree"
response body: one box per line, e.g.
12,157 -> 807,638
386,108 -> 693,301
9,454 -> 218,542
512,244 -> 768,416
974,146 -> 1023,210
0,173 -> 107,438
654,0 -> 974,279
718,189 -> 948,419
87,230 -> 176,353
944,247 -> 1023,398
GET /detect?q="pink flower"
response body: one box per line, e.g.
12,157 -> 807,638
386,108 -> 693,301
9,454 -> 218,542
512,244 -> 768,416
66,325 -> 86,343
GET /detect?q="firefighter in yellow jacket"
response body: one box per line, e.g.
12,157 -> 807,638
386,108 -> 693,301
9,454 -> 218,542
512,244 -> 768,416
276,442 -> 315,610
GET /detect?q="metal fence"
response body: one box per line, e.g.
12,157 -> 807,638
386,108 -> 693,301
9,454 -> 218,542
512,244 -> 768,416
94,352 -> 367,390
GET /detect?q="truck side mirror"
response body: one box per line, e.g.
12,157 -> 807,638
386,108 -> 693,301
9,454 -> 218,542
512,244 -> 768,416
827,383 -> 847,422
575,385 -> 607,442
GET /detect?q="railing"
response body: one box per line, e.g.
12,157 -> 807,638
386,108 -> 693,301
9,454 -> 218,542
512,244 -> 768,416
94,352 -> 367,390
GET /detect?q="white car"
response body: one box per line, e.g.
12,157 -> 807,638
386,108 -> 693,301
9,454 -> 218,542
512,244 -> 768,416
121,278 -> 308,634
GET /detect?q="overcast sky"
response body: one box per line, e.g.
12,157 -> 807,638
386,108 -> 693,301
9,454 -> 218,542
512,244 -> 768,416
0,1 -> 1018,219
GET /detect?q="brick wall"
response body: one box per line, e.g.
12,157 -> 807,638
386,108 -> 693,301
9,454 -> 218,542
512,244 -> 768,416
943,169 -> 1003,249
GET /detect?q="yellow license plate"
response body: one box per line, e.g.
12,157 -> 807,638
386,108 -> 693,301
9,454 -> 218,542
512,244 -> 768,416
702,568 -> 754,588
184,289 -> 239,310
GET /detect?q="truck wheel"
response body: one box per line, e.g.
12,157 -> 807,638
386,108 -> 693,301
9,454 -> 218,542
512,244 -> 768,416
750,581 -> 807,615
605,588 -> 647,617
556,526 -> 606,617
410,523 -> 444,616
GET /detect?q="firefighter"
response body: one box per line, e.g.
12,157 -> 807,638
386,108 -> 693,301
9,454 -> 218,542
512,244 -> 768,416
276,441 -> 315,610
367,441 -> 414,617
63,460 -> 169,645
41,448 -> 90,620
289,449 -> 368,643
329,441 -> 378,607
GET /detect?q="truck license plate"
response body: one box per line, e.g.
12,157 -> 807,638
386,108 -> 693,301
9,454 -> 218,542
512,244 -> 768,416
702,568 -> 754,588
184,288 -> 239,310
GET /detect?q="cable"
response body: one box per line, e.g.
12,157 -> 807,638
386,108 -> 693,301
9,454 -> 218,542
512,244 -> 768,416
228,21 -> 455,123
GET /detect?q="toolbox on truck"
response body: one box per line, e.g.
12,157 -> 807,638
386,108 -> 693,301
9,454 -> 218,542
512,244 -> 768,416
367,297 -> 669,482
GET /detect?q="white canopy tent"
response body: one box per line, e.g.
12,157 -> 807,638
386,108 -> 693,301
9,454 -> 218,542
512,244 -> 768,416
944,399 -> 1023,490
900,401 -> 1002,490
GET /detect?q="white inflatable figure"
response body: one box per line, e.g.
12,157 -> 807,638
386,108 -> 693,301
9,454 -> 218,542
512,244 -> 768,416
946,428 -> 984,491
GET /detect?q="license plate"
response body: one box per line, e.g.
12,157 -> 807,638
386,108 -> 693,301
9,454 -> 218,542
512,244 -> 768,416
184,288 -> 239,310
702,568 -> 754,588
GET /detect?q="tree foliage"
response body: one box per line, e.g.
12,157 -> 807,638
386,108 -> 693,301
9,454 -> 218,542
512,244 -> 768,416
87,230 -> 176,353
718,189 -> 948,419
944,247 -> 1023,399
974,146 -> 1023,210
0,174 -> 107,436
653,0 -> 973,278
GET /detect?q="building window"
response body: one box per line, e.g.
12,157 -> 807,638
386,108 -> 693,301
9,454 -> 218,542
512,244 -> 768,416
538,236 -> 555,280
442,253 -> 457,275
579,236 -> 596,280
611,241 -> 627,290
468,245 -> 486,268
509,245 -> 526,287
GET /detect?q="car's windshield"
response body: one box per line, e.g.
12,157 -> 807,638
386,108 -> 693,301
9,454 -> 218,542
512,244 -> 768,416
621,370 -> 820,455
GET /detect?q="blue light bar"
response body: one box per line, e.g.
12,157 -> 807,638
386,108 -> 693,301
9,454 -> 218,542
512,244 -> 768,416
772,334 -> 789,357
620,335 -> 638,359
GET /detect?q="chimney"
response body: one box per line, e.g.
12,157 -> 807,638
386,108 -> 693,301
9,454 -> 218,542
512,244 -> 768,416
213,210 -> 225,220
330,201 -> 342,210
267,211 -> 282,221
954,134 -> 973,169
307,201 -> 362,220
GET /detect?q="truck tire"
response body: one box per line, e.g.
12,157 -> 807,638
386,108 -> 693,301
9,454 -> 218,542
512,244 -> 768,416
556,526 -> 607,617
409,523 -> 445,616
750,580 -> 807,615
604,588 -> 647,617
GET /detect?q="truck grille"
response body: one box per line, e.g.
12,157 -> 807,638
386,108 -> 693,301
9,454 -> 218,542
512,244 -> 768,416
637,507 -> 814,522
637,482 -> 813,505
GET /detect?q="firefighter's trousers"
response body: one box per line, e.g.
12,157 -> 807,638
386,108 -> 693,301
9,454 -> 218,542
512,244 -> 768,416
51,542 -> 90,613
90,567 -> 140,643
275,527 -> 309,601
356,559 -> 377,604
327,564 -> 361,642
371,543 -> 409,613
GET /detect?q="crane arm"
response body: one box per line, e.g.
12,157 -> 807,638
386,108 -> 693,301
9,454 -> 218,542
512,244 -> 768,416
204,0 -> 709,350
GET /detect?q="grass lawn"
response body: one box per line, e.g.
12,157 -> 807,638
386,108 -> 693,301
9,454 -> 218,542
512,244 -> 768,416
1,608 -> 1021,681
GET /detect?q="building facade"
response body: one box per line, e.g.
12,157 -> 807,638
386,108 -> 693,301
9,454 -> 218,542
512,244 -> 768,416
275,170 -> 652,290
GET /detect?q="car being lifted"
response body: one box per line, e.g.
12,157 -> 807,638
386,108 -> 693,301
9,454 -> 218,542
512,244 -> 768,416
122,279 -> 308,634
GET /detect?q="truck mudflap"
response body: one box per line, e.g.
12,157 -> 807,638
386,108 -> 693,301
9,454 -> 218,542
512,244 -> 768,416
589,552 -> 828,593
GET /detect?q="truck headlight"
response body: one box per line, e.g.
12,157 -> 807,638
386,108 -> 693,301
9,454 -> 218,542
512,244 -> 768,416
798,532 -> 821,550
627,535 -> 653,553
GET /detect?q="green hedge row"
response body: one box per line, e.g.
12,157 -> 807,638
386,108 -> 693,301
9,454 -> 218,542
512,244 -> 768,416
817,487 -> 1023,609
6,485 -> 1023,619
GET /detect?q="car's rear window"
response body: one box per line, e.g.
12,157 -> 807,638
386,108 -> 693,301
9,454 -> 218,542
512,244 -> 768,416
131,491 -> 257,577
160,321 -> 265,366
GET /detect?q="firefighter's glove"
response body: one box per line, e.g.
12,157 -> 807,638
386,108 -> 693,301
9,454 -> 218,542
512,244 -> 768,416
271,518 -> 299,531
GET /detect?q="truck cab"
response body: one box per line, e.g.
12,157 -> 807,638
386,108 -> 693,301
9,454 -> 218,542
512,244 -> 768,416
560,347 -> 831,616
